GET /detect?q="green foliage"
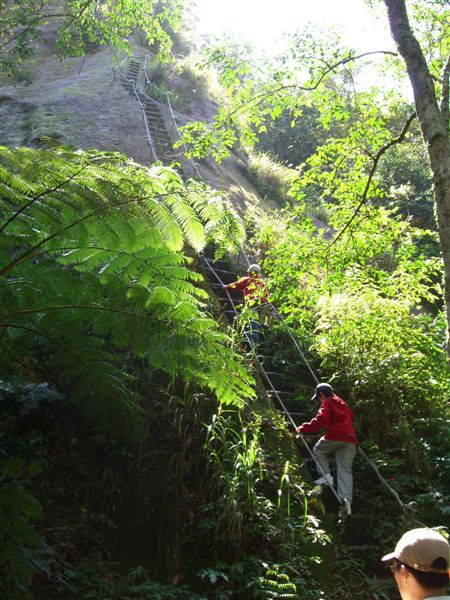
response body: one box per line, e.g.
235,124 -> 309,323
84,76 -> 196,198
406,0 -> 450,91
249,207 -> 449,560
0,145 -> 252,437
205,411 -> 265,534
0,0 -> 185,75
177,28 -> 404,166
0,393 -> 46,599
197,556 -> 264,599
260,564 -> 297,599
256,206 -> 448,413
176,118 -> 238,163
314,294 -> 449,422
66,562 -> 200,599
0,461 -> 43,597
145,55 -> 213,113
175,20 -> 449,587
200,407 -> 329,567
376,135 -> 435,228
255,105 -> 329,168
171,57 -> 213,111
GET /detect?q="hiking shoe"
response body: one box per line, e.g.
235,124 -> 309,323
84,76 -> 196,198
339,498 -> 352,517
314,473 -> 334,486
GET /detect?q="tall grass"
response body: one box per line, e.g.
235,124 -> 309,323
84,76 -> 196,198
248,153 -> 296,206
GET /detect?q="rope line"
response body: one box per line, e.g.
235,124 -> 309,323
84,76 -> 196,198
202,255 -> 341,503
357,446 -> 409,513
238,251 -> 417,512
112,59 -> 158,162
206,252 -> 418,515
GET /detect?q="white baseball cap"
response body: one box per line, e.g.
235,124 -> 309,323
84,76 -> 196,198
381,528 -> 450,574
247,264 -> 261,274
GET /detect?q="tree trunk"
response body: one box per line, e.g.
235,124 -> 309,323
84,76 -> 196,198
383,0 -> 450,365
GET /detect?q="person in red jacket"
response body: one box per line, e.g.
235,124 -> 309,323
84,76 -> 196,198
296,382 -> 358,515
223,264 -> 269,345
223,264 -> 269,305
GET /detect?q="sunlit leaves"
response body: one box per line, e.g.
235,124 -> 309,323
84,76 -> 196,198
0,145 -> 252,437
1,0 -> 185,74
252,202 -> 448,445
175,119 -> 237,163
408,0 -> 450,86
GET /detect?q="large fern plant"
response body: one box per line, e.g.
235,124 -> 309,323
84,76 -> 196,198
0,145 -> 252,435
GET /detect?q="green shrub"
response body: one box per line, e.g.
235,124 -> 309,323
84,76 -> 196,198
0,385 -> 45,599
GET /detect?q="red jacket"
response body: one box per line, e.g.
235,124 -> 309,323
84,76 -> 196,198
299,394 -> 358,444
224,275 -> 269,303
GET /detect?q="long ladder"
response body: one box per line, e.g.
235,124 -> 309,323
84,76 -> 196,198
203,253 -> 416,517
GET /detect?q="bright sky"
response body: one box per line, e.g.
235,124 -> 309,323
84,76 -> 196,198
189,0 -> 395,56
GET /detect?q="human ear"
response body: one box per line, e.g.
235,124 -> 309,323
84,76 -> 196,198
398,565 -> 410,586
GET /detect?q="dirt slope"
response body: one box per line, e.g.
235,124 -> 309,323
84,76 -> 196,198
0,29 -> 275,217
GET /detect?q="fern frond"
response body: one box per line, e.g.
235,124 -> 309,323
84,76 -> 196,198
164,193 -> 205,250
0,145 -> 255,439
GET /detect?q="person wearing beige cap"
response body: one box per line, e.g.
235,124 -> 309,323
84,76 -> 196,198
381,528 -> 450,599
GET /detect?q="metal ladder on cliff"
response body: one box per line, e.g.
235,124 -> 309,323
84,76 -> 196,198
112,57 -> 179,165
202,251 -> 418,521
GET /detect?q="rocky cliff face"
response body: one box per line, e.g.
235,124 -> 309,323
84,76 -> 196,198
1,30 -> 155,165
0,26 -> 274,216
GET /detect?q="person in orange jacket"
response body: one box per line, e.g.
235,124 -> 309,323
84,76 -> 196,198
297,382 -> 358,515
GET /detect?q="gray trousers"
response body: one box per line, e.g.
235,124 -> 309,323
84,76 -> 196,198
313,437 -> 356,503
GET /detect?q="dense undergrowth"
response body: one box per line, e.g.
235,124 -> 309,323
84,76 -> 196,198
0,145 -> 354,599
1,135 -> 449,598
1,5 -> 450,596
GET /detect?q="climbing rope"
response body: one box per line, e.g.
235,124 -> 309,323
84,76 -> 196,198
207,250 -> 419,517
111,56 -> 159,162
201,255 -> 341,504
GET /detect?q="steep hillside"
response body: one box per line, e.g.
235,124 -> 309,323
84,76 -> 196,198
2,14 -> 448,600
0,27 -> 275,220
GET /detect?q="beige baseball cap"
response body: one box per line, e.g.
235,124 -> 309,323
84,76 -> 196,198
382,528 -> 450,574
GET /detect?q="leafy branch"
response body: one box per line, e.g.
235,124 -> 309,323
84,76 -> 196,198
185,50 -> 398,139
324,112 -> 417,250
